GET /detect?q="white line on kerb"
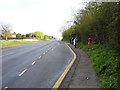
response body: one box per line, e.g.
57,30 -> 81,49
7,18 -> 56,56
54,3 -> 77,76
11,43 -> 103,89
32,61 -> 36,65
19,69 -> 27,77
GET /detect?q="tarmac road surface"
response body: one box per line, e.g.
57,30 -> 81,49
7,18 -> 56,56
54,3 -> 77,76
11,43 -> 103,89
1,40 -> 74,88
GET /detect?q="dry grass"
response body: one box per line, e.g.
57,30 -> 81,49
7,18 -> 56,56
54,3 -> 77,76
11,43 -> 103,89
0,40 -> 43,48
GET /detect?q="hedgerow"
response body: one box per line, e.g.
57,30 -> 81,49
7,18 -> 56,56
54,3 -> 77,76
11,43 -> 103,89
77,43 -> 119,88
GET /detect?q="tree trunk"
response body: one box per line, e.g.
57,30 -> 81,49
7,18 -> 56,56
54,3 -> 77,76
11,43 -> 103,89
6,37 -> 7,40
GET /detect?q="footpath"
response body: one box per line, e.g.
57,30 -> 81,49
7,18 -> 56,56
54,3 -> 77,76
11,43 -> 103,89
68,43 -> 99,88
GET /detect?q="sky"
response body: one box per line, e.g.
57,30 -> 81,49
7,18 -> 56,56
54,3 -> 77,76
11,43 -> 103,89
0,0 -> 87,39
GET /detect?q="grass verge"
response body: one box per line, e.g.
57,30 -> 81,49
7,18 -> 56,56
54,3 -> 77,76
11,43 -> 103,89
77,43 -> 119,88
0,40 -> 43,49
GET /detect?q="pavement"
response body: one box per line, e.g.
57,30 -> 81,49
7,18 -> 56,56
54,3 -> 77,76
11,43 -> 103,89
59,43 -> 99,88
67,43 -> 99,88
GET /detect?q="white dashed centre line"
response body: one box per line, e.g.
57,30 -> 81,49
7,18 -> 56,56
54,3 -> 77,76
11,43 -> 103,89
39,56 -> 41,59
32,61 -> 36,65
2,86 -> 9,90
19,69 -> 27,77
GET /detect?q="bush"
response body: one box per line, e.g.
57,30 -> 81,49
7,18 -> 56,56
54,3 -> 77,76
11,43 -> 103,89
77,43 -> 119,88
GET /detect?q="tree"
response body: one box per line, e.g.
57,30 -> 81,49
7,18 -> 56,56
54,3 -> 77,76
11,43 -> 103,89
16,33 -> 22,38
34,31 -> 44,40
22,34 -> 26,39
62,2 -> 120,47
0,23 -> 12,40
26,34 -> 31,37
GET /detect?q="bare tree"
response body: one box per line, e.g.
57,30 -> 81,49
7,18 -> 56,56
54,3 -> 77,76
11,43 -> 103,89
0,23 -> 12,40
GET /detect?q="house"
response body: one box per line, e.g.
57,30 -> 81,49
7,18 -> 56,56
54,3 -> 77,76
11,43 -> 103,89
11,32 -> 16,38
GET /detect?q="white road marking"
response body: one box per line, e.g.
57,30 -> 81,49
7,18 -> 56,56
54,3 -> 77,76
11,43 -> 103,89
32,61 -> 36,65
19,69 -> 27,77
43,52 -> 46,55
39,56 -> 41,59
2,86 -> 8,90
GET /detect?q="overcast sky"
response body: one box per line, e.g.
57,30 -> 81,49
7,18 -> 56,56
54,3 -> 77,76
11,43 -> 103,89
0,0 -> 88,39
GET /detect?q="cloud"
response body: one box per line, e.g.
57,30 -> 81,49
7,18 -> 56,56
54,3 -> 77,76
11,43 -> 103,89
0,0 -> 86,38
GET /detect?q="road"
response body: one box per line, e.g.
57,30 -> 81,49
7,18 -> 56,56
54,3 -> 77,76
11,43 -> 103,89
1,40 -> 74,88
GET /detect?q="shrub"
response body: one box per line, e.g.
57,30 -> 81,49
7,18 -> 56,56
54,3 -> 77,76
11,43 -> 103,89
78,43 -> 119,88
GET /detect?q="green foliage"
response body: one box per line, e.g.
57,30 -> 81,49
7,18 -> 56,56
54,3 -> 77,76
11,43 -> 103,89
26,34 -> 31,37
62,38 -> 69,42
44,35 -> 53,40
62,2 -> 120,49
34,31 -> 44,40
2,31 -> 12,38
62,25 -> 76,41
78,43 -> 119,88
22,35 -> 26,38
77,43 -> 84,49
62,2 -> 120,88
1,24 -> 12,40
0,40 -> 36,48
16,33 -> 22,38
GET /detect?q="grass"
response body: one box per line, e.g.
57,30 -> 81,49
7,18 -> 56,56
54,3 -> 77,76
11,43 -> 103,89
0,40 -> 42,48
77,43 -> 119,88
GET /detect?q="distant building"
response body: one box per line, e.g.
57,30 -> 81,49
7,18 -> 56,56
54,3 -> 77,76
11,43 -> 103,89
11,32 -> 16,38
29,33 -> 34,37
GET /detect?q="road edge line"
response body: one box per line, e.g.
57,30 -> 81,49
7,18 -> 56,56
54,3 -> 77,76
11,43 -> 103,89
52,43 -> 77,89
